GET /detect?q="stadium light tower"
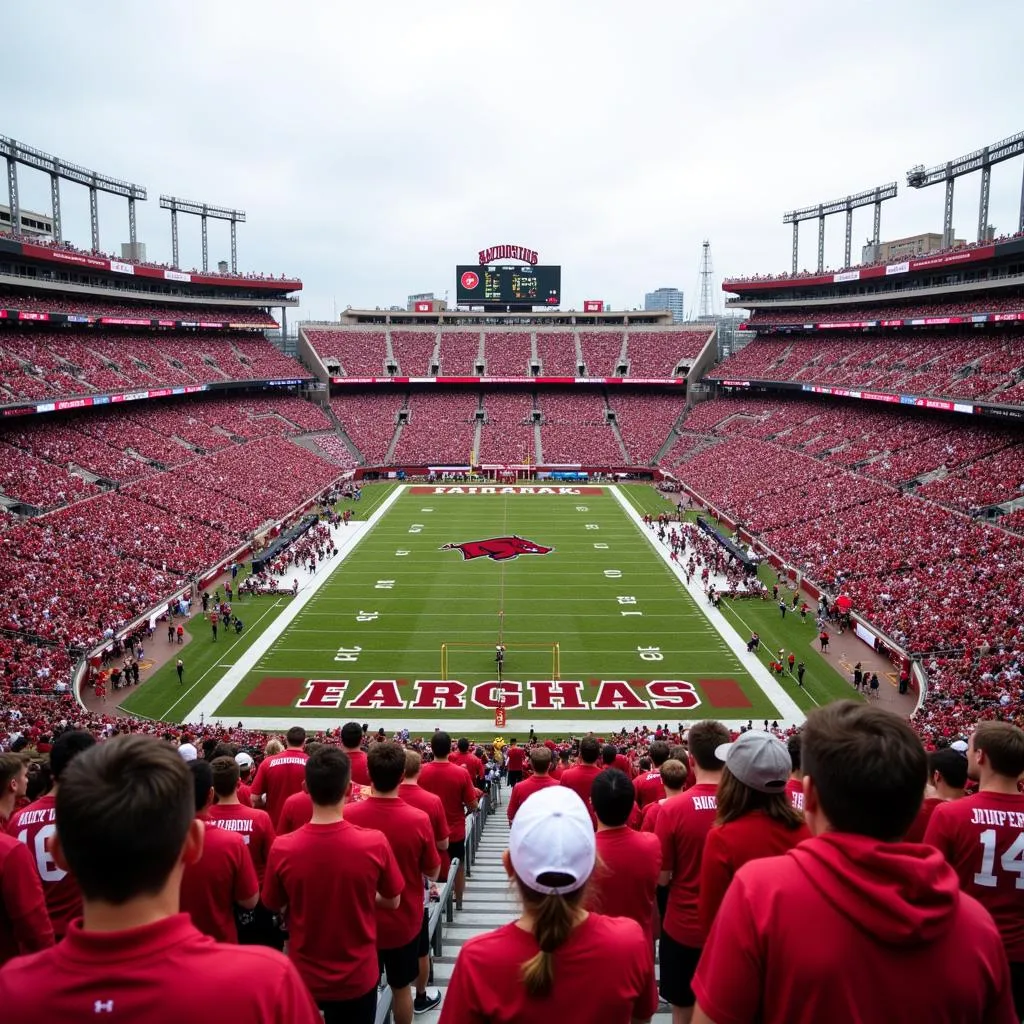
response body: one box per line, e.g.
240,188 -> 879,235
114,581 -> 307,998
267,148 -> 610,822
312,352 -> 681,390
0,135 -> 146,250
783,182 -> 898,274
906,130 -> 1024,245
159,195 -> 246,273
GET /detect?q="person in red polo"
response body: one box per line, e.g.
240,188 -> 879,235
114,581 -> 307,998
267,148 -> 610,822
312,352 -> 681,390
340,722 -> 370,787
263,746 -> 403,1024
0,735 -> 321,1024
504,739 -> 526,787
451,737 -> 484,788
559,736 -> 603,825
507,747 -> 559,823
634,741 -> 671,809
419,731 -> 478,912
347,742 -> 441,1024
6,730 -> 95,941
179,761 -> 258,943
904,747 -> 967,842
250,726 -> 309,829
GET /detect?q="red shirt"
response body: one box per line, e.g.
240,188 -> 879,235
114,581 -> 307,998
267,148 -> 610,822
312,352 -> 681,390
633,770 -> 666,809
784,777 -> 805,812
693,833 -> 1015,1024
440,913 -> 657,1023
589,827 -> 662,938
179,819 -> 258,943
925,791 -> 1024,960
251,749 -> 309,829
641,799 -> 664,833
505,746 -> 526,772
905,795 -> 945,843
345,797 -> 441,948
277,791 -> 313,835
237,782 -> 253,807
206,803 -> 276,884
698,811 -> 811,936
612,753 -> 635,779
655,782 -> 718,946
398,783 -> 450,848
0,831 -> 53,965
262,820 -> 403,1002
344,748 -> 370,787
0,913 -> 321,1024
559,763 -> 603,824
506,773 -> 558,823
6,794 -> 80,939
451,751 -> 484,782
419,761 -> 478,842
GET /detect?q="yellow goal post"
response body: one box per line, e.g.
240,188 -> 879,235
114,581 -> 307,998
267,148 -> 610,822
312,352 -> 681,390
440,641 -> 560,680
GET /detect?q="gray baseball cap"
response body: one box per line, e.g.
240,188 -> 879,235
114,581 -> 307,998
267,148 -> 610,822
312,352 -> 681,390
715,731 -> 791,793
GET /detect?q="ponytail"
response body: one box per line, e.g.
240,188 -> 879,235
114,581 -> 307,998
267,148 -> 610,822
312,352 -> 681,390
518,884 -> 585,998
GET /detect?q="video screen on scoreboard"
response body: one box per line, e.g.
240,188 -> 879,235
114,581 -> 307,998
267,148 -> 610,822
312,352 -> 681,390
457,265 -> 561,306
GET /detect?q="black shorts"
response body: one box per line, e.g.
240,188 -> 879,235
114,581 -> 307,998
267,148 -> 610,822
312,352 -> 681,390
1010,961 -> 1024,1019
319,984 -> 377,1024
417,907 -> 431,958
379,932 -> 420,990
507,770 -> 523,787
448,838 -> 466,865
658,929 -> 702,1008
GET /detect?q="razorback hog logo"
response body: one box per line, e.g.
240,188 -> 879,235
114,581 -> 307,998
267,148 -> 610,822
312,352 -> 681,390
441,536 -> 553,562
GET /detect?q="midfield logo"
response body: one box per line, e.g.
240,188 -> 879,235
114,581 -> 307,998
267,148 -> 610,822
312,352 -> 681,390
441,536 -> 553,562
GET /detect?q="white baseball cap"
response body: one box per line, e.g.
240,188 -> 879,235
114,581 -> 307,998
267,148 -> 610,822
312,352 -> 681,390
509,786 -> 595,895
177,742 -> 198,762
715,730 -> 790,794
235,752 -> 255,770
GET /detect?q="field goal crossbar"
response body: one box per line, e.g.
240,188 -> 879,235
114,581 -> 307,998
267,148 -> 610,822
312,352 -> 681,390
440,641 -> 560,680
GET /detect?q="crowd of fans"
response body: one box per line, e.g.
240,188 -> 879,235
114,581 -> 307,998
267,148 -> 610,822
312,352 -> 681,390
478,391 -> 536,464
390,330 -> 438,376
747,292 -> 1024,325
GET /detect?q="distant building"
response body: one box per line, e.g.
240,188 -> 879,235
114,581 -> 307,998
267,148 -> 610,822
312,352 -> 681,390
408,292 -> 447,313
644,287 -> 685,323
862,231 -> 966,264
0,204 -> 53,238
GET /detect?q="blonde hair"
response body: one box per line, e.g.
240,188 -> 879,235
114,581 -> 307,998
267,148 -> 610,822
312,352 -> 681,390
264,738 -> 284,757
514,875 -> 587,997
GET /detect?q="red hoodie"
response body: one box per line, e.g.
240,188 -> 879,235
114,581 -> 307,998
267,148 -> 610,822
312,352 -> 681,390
693,832 -> 1015,1024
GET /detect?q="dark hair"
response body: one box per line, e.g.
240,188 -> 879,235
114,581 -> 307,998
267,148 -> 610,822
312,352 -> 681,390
972,721 -> 1024,780
341,722 -> 363,750
457,737 -> 470,753
211,741 -> 238,760
669,744 -> 688,762
515,877 -> 588,998
787,733 -> 802,773
601,744 -> 617,766
687,721 -> 730,772
56,736 -> 194,904
579,736 -> 600,764
367,741 -> 406,793
210,756 -> 240,797
660,758 -> 687,791
529,747 -> 552,773
188,760 -> 214,814
306,747 -> 351,806
648,741 -> 670,767
431,731 -> 452,758
638,757 -> 652,772
285,726 -> 306,748
715,765 -> 805,828
591,768 -> 634,827
929,748 -> 968,789
803,701 -> 925,841
50,730 -> 97,780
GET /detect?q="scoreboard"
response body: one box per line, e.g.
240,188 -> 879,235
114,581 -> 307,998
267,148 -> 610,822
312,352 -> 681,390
457,265 -> 560,306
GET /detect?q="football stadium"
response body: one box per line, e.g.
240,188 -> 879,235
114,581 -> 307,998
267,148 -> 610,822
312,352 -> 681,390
3,6 -> 1024,1021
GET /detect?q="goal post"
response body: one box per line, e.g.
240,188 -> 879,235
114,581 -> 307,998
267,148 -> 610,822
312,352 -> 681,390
440,641 -> 560,680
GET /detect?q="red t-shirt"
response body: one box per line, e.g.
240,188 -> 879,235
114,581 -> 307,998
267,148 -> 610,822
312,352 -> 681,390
905,795 -> 945,843
640,799 -> 664,833
693,834 -> 1015,1024
589,827 -> 662,938
698,811 -> 811,937
0,831 -> 54,965
419,761 -> 478,842
612,753 -> 635,779
6,794 -> 80,939
559,763 -> 603,824
505,746 -> 526,772
277,791 -> 313,835
179,819 -> 258,944
439,913 -> 657,1024
655,782 -> 718,946
0,913 -> 321,1024
345,797 -> 441,948
506,774 -> 558,822
451,751 -> 484,782
250,749 -> 309,829
925,791 -> 1024,960
262,820 -> 404,1002
398,783 -> 450,848
206,803 -> 276,884
633,770 -> 666,809
344,748 -> 371,788
237,782 -> 253,808
784,777 -> 805,812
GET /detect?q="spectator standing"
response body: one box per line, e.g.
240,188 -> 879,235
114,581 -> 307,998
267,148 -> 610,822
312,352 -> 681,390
784,734 -> 805,812
250,726 -> 309,829
507,747 -> 558,823
904,748 -> 967,843
340,722 -> 370,787
451,737 -> 484,789
0,736 -> 320,1024
505,739 -> 526,787
691,702 -> 1014,1024
346,742 -> 441,1024
655,720 -> 729,1024
179,761 -> 258,944
634,741 -> 671,809
925,721 -> 1024,1017
439,787 -> 657,1023
559,736 -> 604,824
263,747 -> 403,1024
6,730 -> 96,940
0,753 -> 53,964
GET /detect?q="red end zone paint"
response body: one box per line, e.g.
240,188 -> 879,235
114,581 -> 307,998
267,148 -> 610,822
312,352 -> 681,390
698,678 -> 752,708
243,676 -> 307,707
409,486 -> 603,495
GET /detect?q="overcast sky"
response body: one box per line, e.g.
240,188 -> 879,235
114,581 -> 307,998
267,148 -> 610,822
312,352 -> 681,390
3,0 -> 1023,321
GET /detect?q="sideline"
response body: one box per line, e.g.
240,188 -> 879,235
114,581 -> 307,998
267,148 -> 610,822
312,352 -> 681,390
180,485 -> 407,724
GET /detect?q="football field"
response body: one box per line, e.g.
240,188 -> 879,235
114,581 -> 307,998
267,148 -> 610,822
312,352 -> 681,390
130,483 -> 825,735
